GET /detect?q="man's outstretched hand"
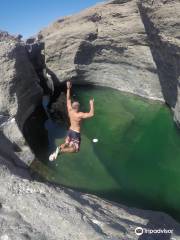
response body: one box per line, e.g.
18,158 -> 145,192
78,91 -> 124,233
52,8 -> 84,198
89,98 -> 94,105
67,81 -> 72,89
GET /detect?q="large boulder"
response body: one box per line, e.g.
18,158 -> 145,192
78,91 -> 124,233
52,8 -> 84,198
0,32 -> 43,166
39,0 -> 163,101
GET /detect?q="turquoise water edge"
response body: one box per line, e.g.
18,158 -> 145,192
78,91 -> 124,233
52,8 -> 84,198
36,86 -> 180,220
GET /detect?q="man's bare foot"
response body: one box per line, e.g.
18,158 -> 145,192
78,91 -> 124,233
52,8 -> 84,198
49,147 -> 60,161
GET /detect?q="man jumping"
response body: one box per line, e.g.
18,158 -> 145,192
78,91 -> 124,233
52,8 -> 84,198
49,81 -> 94,161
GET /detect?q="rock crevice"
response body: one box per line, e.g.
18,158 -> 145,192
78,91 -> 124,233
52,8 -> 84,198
138,0 -> 180,124
0,32 -> 43,167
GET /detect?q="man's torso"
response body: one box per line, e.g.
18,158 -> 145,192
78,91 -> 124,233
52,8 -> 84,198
69,110 -> 82,132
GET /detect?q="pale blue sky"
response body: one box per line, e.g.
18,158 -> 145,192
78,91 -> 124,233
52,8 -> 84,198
0,0 -> 103,39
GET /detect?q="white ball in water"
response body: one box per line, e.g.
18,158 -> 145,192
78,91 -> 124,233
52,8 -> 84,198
93,138 -> 98,143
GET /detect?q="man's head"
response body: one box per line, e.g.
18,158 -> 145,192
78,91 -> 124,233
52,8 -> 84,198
72,101 -> 80,112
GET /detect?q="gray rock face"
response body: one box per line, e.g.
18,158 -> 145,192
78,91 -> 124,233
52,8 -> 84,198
0,32 -> 42,165
39,0 -> 164,101
0,161 -> 180,240
0,33 -> 43,127
40,0 -> 180,123
138,0 -> 180,124
1,2 -> 180,240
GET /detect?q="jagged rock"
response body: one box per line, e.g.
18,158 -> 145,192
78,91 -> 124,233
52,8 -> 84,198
138,0 -> 180,124
39,0 -> 164,101
0,32 -> 42,165
25,39 -> 55,95
0,32 -> 42,126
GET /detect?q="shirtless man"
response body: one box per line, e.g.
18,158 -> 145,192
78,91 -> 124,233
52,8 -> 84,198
49,81 -> 94,161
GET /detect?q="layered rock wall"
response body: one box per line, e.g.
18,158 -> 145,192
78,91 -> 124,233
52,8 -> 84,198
40,0 -> 164,101
40,0 -> 180,122
138,0 -> 180,123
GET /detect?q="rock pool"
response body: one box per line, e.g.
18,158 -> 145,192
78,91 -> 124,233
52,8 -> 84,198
33,86 -> 180,220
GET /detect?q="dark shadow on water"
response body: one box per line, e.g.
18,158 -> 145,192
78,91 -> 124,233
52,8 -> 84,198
23,104 -> 49,161
44,119 -> 66,153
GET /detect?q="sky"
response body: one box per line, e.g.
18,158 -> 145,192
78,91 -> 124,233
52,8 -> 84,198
0,0 -> 104,39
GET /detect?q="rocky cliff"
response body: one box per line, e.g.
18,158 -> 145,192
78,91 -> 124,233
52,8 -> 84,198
40,0 -> 163,101
40,0 -> 180,123
0,32 -> 42,166
138,0 -> 180,124
1,0 -> 180,239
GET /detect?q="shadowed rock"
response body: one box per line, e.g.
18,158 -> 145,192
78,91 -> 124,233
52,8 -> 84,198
138,0 -> 180,124
0,32 -> 42,166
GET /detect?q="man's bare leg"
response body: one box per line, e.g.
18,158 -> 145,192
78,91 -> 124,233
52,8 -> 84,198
59,142 -> 76,153
59,137 -> 70,149
60,146 -> 76,153
49,142 -> 75,161
60,143 -> 68,149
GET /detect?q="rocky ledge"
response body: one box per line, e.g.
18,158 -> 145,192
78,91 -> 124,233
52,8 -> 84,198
0,0 -> 180,239
0,163 -> 180,240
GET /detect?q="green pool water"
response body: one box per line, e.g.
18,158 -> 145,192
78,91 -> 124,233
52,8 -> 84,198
40,86 -> 180,219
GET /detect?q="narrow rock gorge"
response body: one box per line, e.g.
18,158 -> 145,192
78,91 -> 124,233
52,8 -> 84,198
0,0 -> 180,239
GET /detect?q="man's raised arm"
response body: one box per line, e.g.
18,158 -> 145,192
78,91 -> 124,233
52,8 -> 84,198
66,81 -> 72,111
80,99 -> 94,119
